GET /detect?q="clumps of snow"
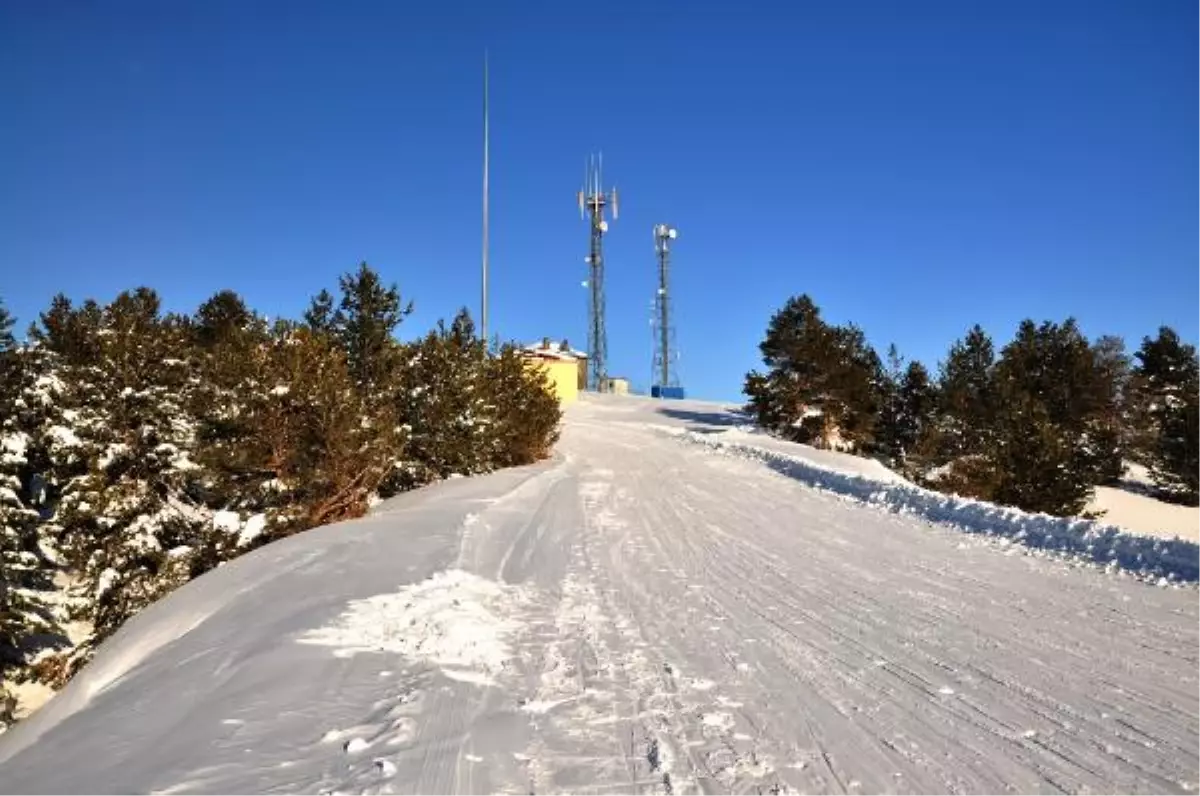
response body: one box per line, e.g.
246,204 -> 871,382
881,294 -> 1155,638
212,510 -> 240,533
296,569 -> 528,686
98,442 -> 130,469
344,737 -> 370,754
96,568 -> 119,598
1,431 -> 29,465
701,711 -> 736,733
238,514 -> 267,547
671,429 -> 1200,583
45,425 -> 81,449
212,511 -> 269,547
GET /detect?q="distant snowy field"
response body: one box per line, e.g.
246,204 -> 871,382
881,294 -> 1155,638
0,394 -> 1195,794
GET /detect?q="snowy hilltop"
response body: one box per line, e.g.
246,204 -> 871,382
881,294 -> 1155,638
0,395 -> 1195,794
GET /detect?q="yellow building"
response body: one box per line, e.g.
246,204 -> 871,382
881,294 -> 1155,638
522,339 -> 586,404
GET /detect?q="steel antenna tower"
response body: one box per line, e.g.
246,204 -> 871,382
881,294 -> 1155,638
577,154 -> 618,392
651,223 -> 679,391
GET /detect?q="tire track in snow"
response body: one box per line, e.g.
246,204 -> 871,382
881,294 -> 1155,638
559,417 -> 1199,794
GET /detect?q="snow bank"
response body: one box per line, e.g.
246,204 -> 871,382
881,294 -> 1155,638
669,429 -> 1199,583
296,569 -> 528,685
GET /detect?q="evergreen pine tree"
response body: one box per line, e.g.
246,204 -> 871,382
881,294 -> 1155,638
896,361 -> 937,475
194,289 -> 256,349
391,309 -> 491,489
0,306 -> 60,729
986,318 -> 1118,515
744,295 -> 882,450
30,295 -> 103,366
1089,335 -> 1131,486
197,320 -> 403,539
303,289 -> 336,334
988,389 -> 1088,516
332,263 -> 412,392
935,324 -> 995,460
32,290 -> 211,655
1134,327 -> 1198,399
190,290 -> 271,527
873,345 -> 906,466
828,324 -> 883,449
1133,327 -> 1200,504
0,299 -> 13,350
0,417 -> 34,729
1156,390 -> 1199,505
483,344 -> 562,466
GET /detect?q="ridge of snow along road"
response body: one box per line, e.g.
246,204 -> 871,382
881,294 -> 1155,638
664,427 -> 1200,584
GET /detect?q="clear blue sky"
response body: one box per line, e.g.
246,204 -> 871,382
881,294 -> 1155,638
2,0 -> 1195,401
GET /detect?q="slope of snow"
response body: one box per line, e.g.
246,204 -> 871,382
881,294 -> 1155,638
1089,486 -> 1199,542
0,394 -> 1195,794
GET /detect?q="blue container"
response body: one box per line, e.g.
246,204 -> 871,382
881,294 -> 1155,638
651,386 -> 686,400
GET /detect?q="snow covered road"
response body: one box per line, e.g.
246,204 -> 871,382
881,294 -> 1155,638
0,396 -> 1196,794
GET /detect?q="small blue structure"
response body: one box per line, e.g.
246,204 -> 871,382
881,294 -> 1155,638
651,385 -> 686,400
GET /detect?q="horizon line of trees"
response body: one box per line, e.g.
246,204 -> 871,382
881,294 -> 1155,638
745,294 -> 1198,517
0,263 -> 561,730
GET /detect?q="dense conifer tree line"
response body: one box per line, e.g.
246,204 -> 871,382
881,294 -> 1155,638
0,264 -> 561,728
745,294 -> 1198,517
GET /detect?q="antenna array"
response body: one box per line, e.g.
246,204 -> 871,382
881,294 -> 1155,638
577,154 -> 618,392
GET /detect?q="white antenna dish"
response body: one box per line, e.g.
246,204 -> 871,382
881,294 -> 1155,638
668,228 -> 677,239
599,220 -> 609,233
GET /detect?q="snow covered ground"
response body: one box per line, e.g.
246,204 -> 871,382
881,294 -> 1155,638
1089,487 -> 1199,543
1083,462 -> 1199,543
0,394 -> 1196,794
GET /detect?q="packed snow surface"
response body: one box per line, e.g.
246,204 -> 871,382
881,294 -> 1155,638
0,394 -> 1196,794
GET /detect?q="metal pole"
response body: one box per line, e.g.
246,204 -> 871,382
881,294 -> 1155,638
481,50 -> 489,345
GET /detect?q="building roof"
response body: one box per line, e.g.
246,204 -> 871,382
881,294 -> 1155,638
522,339 -> 587,361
